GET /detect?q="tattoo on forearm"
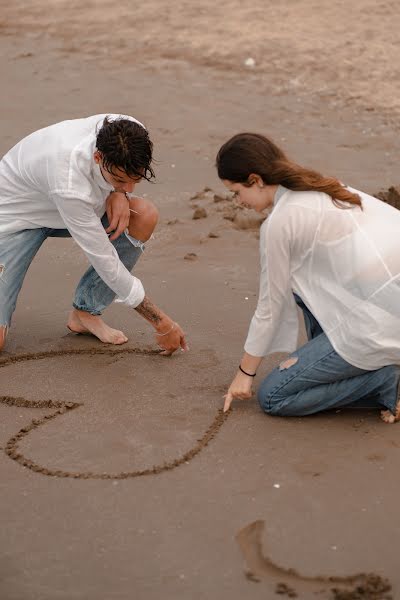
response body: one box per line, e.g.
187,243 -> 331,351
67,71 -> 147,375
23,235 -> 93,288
134,296 -> 162,324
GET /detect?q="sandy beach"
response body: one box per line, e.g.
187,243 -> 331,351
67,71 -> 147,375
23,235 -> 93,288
1,2 -> 400,599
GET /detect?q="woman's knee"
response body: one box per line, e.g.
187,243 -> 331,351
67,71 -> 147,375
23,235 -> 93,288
257,374 -> 296,416
128,197 -> 159,242
257,378 -> 279,415
257,386 -> 295,417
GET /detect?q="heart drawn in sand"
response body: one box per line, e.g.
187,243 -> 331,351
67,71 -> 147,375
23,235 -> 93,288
0,348 -> 228,480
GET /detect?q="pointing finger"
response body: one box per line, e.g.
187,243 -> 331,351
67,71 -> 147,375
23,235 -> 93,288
223,392 -> 233,413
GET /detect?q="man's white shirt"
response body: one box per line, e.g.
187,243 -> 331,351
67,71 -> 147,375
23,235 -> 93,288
0,114 -> 145,307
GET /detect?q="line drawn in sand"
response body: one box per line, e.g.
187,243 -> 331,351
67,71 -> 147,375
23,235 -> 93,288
0,348 -> 229,480
236,520 -> 392,599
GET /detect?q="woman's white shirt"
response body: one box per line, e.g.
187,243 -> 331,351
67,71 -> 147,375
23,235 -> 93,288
245,186 -> 400,370
0,114 -> 145,307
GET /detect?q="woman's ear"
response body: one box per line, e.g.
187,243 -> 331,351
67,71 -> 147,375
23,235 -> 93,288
248,173 -> 264,188
93,150 -> 101,164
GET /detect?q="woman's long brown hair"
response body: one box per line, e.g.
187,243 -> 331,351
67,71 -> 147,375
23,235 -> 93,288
216,133 -> 362,209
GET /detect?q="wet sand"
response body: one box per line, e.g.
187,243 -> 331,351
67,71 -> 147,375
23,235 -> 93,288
1,3 -> 400,599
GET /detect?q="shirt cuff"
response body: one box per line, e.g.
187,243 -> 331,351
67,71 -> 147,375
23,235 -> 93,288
114,278 -> 145,308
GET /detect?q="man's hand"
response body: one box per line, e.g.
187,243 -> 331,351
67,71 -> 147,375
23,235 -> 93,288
106,191 -> 130,241
134,296 -> 189,357
223,371 -> 253,412
156,322 -> 188,356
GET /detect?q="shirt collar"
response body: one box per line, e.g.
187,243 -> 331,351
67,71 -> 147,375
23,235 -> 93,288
273,184 -> 287,206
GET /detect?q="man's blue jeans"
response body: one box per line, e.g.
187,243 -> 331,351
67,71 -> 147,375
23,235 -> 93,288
257,295 -> 400,417
0,217 -> 144,329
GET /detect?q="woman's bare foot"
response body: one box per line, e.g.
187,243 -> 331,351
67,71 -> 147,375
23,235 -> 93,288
381,405 -> 400,424
67,309 -> 128,345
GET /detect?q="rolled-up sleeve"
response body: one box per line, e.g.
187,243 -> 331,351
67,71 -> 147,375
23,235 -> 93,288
51,191 -> 145,307
244,215 -> 298,357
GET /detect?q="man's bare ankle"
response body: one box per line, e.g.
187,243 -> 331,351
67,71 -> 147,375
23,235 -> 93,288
74,309 -> 100,320
0,326 -> 8,352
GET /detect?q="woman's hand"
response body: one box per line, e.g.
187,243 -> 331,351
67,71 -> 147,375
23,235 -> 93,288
223,371 -> 254,412
155,321 -> 188,356
106,191 -> 130,240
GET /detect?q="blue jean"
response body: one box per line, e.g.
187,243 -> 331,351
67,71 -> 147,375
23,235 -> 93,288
257,295 -> 400,417
0,216 -> 144,329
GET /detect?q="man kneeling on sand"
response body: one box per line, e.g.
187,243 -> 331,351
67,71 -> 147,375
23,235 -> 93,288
0,114 -> 187,354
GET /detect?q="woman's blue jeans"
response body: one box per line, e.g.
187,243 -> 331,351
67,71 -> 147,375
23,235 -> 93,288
257,295 -> 400,417
0,216 -> 144,329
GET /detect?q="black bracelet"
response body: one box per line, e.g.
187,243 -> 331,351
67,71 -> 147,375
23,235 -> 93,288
238,364 -> 256,377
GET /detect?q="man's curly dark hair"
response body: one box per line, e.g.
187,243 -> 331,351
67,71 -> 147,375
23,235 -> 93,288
96,117 -> 155,182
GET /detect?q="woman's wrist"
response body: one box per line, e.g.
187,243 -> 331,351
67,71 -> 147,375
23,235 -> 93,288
238,364 -> 256,377
239,352 -> 263,377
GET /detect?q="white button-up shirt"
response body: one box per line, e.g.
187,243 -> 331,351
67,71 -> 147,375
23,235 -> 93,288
245,186 -> 400,370
0,114 -> 145,307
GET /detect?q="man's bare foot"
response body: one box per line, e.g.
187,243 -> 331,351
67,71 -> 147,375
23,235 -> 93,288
381,405 -> 400,424
0,325 -> 8,352
67,309 -> 128,345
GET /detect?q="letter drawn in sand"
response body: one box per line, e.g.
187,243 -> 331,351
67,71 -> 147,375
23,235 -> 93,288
235,520 -> 392,599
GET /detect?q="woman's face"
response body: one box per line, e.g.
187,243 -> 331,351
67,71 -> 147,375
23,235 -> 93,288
222,176 -> 276,213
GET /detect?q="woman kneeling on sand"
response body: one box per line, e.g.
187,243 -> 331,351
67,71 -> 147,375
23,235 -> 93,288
217,133 -> 400,423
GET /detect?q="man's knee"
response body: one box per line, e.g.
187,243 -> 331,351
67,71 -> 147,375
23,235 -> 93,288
128,197 -> 159,242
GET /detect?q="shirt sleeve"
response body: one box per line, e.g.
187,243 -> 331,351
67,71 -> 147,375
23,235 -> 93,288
244,212 -> 299,357
51,191 -> 145,307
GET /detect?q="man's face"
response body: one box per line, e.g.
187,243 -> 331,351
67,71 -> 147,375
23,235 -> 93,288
94,151 -> 142,194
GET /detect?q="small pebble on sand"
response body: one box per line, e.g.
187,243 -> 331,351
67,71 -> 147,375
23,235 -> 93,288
193,207 -> 207,219
244,57 -> 256,68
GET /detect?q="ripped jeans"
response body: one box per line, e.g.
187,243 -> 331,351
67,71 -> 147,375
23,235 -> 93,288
257,295 -> 400,417
0,216 -> 144,331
